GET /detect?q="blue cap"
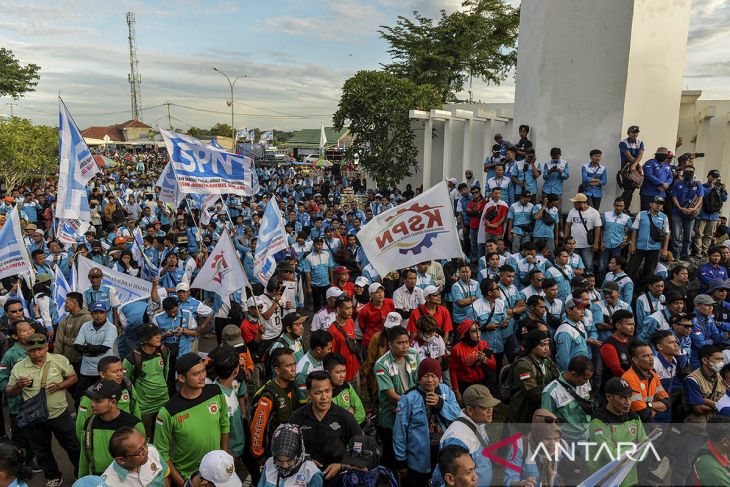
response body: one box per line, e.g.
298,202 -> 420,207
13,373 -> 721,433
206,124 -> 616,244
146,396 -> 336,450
73,477 -> 109,487
90,302 -> 108,313
708,278 -> 729,293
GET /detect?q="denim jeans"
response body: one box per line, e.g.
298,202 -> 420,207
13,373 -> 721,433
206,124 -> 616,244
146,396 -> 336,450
576,247 -> 595,272
599,247 -> 623,281
671,215 -> 695,259
470,228 -> 484,262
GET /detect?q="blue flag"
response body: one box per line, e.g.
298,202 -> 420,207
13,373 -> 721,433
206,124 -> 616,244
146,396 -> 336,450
253,198 -> 288,285
0,208 -> 33,281
160,129 -> 255,196
208,137 -> 226,150
56,99 -> 99,220
53,268 -> 71,322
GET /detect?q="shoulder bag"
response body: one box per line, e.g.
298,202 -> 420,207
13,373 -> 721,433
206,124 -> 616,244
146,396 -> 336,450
577,209 -> 595,246
16,361 -> 50,428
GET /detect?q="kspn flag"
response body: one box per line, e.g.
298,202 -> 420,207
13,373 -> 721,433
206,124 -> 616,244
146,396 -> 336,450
254,198 -> 288,285
0,208 -> 33,280
160,129 -> 255,196
56,99 -> 99,220
155,162 -> 182,206
76,255 -> 151,304
191,232 -> 248,299
57,218 -> 90,245
358,181 -> 462,277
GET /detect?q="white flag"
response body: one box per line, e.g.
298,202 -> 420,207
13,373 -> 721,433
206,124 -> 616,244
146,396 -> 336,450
155,162 -> 182,206
254,198 -> 288,285
199,194 -> 221,226
57,218 -> 90,245
0,208 -> 33,280
191,232 -> 249,299
76,255 -> 151,304
358,180 -> 463,277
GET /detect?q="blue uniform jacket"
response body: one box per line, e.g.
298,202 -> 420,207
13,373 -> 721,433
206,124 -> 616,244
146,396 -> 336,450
690,314 -> 725,369
393,384 -> 461,473
640,159 -> 673,197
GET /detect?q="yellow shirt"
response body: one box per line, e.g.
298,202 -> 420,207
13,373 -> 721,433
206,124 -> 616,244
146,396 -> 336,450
9,352 -> 75,419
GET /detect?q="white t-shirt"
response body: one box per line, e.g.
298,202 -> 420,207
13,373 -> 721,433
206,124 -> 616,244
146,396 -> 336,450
567,206 -> 602,248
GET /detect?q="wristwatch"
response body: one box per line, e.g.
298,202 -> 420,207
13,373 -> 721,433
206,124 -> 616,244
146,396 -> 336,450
647,402 -> 653,409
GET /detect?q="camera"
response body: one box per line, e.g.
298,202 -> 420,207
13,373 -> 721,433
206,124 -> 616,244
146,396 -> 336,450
694,152 -> 705,158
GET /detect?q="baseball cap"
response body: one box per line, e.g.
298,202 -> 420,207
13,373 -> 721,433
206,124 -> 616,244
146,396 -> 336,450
655,147 -> 669,155
521,190 -> 532,198
384,312 -> 402,329
25,223 -> 37,231
176,282 -> 190,292
423,285 -> 441,298
569,193 -> 588,203
326,287 -> 344,300
282,313 -> 307,329
138,323 -> 161,342
175,352 -> 204,375
199,450 -> 242,487
694,294 -> 716,306
343,435 -> 379,469
604,377 -> 633,397
368,282 -> 384,294
564,297 -> 586,309
33,229 -> 44,236
90,302 -> 108,313
448,178 -> 458,185
601,281 -> 620,292
72,477 -> 109,487
462,384 -> 500,408
707,278 -> 729,293
25,333 -> 47,350
547,194 -> 560,203
222,325 -> 244,348
87,380 -> 123,401
652,196 -> 665,204
246,296 -> 264,308
709,169 -> 721,178
313,237 -> 324,244
627,125 -> 640,133
335,266 -> 349,275
664,290 -> 685,304
354,276 -> 369,288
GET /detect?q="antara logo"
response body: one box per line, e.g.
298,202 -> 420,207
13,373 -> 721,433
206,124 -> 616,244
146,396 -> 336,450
374,203 -> 449,255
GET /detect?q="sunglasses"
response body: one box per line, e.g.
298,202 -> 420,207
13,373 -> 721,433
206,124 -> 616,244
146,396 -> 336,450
89,275 -> 102,279
26,338 -> 46,346
534,415 -> 561,424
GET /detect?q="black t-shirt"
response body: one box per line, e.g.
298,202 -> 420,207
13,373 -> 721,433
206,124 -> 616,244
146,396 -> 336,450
289,403 -> 363,466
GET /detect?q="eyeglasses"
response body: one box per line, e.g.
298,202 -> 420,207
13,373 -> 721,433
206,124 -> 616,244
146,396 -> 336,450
534,415 -> 561,424
125,441 -> 149,457
347,449 -> 375,461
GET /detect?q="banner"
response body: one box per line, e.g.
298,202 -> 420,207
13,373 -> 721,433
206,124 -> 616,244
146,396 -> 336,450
56,98 -> 99,220
235,129 -> 248,140
0,208 -> 33,280
254,198 -> 288,285
53,269 -> 71,322
155,162 -> 181,206
261,130 -> 273,141
358,181 -> 463,277
199,194 -> 221,226
131,227 -> 159,280
191,232 -> 248,299
76,255 -> 151,304
160,129 -> 255,196
57,218 -> 90,245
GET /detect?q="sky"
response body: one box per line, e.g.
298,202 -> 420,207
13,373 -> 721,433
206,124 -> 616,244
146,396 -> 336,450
1,0 -> 728,132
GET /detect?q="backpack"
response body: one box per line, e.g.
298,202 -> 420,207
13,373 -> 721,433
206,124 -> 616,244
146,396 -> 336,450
703,187 -> 723,214
129,346 -> 170,381
499,363 -> 513,404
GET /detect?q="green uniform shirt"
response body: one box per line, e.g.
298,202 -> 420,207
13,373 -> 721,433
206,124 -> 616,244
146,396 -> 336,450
123,348 -> 170,415
588,407 -> 646,487
79,410 -> 145,476
270,335 -> 304,363
541,374 -> 592,440
8,353 -> 74,419
215,379 -> 247,457
294,352 -> 322,403
0,342 -> 28,415
332,382 -> 366,424
374,350 -> 419,429
76,378 -> 141,440
153,384 -> 230,480
693,444 -> 730,486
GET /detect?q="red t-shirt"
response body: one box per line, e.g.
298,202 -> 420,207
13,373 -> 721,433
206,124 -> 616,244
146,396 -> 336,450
449,340 -> 495,393
467,197 -> 487,229
240,320 -> 260,345
358,299 -> 395,349
406,304 -> 454,336
328,319 -> 361,382
334,281 -> 356,298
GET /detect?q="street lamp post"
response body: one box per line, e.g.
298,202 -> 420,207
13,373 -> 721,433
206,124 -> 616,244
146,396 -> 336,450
212,67 -> 246,148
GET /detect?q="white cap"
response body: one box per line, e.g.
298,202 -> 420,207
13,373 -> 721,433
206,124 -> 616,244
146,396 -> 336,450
423,285 -> 441,297
199,451 -> 242,487
175,282 -> 190,292
448,178 -> 458,185
368,282 -> 384,294
246,296 -> 264,308
326,287 -> 344,300
33,229 -> 44,235
384,312 -> 402,329
354,276 -> 369,288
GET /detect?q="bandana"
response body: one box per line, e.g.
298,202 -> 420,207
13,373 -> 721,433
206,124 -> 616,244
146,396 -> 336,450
271,423 -> 306,478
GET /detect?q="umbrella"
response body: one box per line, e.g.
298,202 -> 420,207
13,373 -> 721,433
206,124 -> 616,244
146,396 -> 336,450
93,154 -> 117,168
314,158 -> 332,167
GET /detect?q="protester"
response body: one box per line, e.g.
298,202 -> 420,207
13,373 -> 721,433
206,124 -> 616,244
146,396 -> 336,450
259,424 -> 324,487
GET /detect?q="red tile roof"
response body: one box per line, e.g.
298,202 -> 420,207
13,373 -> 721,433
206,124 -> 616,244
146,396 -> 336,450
119,119 -> 152,129
81,125 -> 125,141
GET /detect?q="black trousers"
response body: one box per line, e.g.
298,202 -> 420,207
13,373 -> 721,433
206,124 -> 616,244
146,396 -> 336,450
214,317 -> 232,344
75,374 -> 99,400
311,285 -> 328,312
25,411 -> 80,480
626,248 -> 661,290
378,426 -> 396,470
621,187 -> 636,212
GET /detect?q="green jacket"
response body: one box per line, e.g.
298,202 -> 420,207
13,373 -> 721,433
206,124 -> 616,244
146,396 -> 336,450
0,342 -> 28,415
79,410 -> 145,476
76,377 -> 141,440
588,407 -> 646,487
508,354 -> 559,424
692,443 -> 730,486
332,382 -> 366,424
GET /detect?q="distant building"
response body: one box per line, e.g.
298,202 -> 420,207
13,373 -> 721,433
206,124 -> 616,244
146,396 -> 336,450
81,119 -> 154,146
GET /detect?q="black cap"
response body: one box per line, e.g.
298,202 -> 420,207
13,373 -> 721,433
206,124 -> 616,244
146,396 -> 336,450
523,329 -> 549,352
342,435 -> 379,469
664,290 -> 685,304
521,191 -> 532,198
88,380 -> 123,400
709,169 -> 721,178
139,323 -> 161,342
627,125 -> 640,133
652,196 -> 665,204
313,237 -> 324,243
175,352 -> 204,375
604,377 -> 633,397
282,313 -> 307,329
547,194 -> 560,203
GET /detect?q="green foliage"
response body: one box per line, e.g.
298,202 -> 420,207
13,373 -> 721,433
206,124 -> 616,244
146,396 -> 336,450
273,130 -> 294,144
0,118 -> 58,190
188,126 -> 211,138
333,70 -> 441,188
210,123 -> 234,137
0,48 -> 41,99
379,0 -> 519,102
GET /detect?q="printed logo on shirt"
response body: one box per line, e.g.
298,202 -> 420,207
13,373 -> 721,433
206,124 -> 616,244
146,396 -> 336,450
375,368 -> 386,376
343,392 -> 351,403
156,417 -> 164,426
159,359 -> 165,367
629,424 -> 637,436
208,403 -> 219,414
121,391 -> 130,402
519,373 -> 530,381
330,422 -> 341,431
177,413 -> 190,423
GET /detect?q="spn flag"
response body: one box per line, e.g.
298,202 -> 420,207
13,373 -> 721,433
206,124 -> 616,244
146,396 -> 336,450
358,180 -> 462,277
0,208 -> 33,280
160,129 -> 255,196
156,162 -> 182,206
208,137 -> 226,150
56,98 -> 100,220
76,255 -> 151,304
57,218 -> 90,245
254,198 -> 288,285
191,231 -> 249,300
53,269 -> 71,322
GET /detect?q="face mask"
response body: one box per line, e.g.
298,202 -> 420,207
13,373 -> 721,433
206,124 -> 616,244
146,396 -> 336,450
655,154 -> 668,162
683,172 -> 694,182
711,361 -> 724,373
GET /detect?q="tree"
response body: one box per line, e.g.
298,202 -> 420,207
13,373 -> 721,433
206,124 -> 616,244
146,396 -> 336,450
210,123 -> 234,137
188,126 -> 211,138
379,0 -> 519,102
333,70 -> 441,188
0,118 -> 58,190
0,48 -> 41,99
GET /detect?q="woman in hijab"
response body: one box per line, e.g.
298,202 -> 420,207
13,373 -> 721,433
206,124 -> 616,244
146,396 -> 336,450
448,320 -> 496,403
259,424 -> 324,487
504,409 -> 574,487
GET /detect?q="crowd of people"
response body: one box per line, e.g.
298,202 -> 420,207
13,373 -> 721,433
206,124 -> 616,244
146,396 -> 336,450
0,125 -> 729,487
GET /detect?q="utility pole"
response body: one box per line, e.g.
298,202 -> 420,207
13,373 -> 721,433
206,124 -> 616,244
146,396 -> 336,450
212,67 -> 246,145
164,101 -> 173,130
126,12 -> 143,121
6,103 -> 16,117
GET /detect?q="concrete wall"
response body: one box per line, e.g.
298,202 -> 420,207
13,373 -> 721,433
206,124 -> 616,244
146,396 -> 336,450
513,0 -> 690,211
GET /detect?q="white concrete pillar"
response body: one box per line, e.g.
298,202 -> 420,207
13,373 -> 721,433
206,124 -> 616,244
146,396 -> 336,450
422,118 -> 433,190
514,0 -> 691,212
442,118 -> 452,185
